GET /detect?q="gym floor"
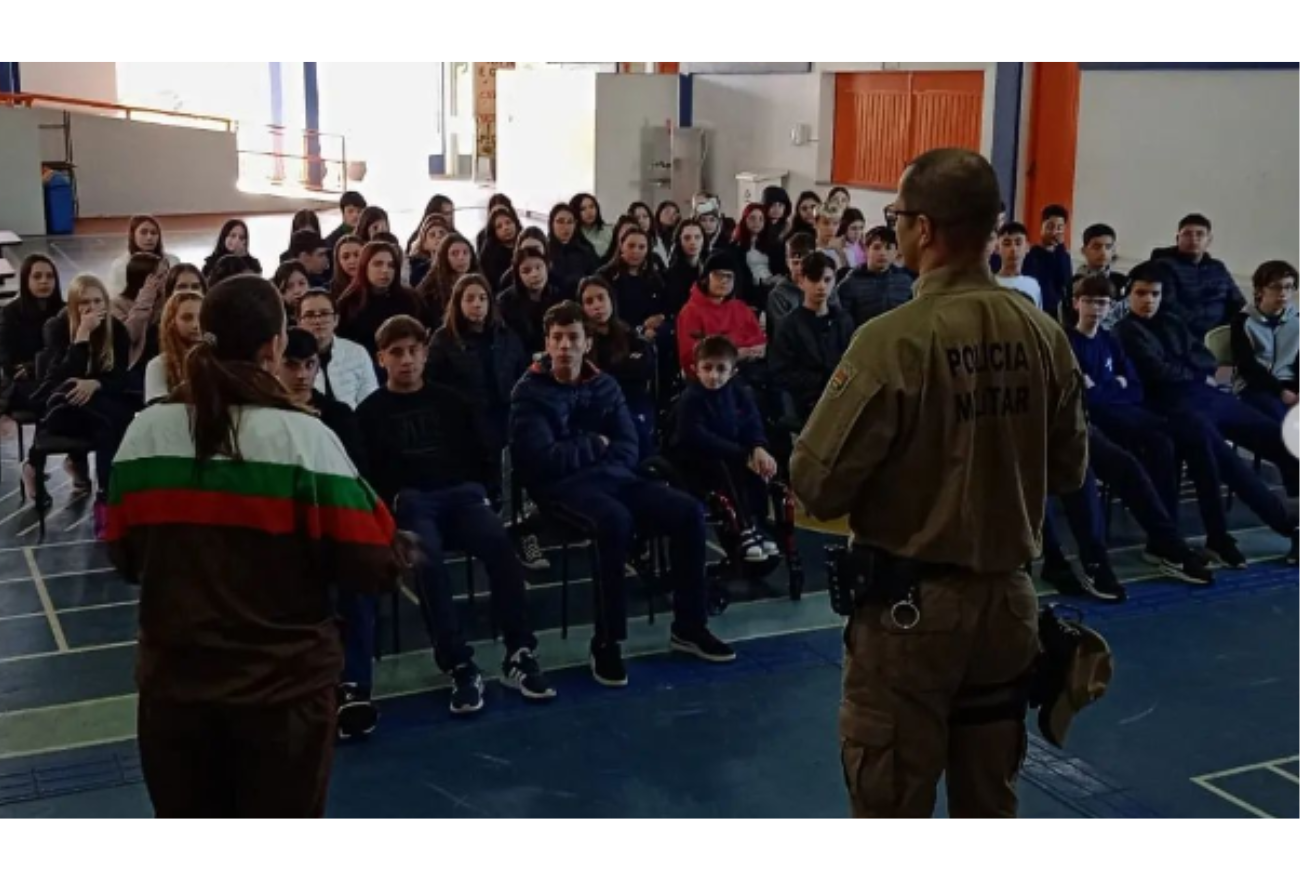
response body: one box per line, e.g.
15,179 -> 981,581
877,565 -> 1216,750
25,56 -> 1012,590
0,214 -> 1295,819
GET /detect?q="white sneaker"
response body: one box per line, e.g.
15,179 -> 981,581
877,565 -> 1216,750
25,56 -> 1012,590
760,538 -> 780,559
739,531 -> 766,563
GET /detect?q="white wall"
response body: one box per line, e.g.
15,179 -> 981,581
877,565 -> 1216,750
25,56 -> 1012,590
0,109 -> 47,235
1074,68 -> 1300,274
692,74 -> 821,215
593,74 -> 678,213
19,63 -> 118,104
1,106 -> 324,219
497,70 -> 598,217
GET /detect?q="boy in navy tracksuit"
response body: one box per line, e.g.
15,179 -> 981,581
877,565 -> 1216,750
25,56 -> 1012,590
1022,204 -> 1074,321
672,335 -> 780,563
1067,278 -> 1214,585
509,302 -> 736,687
1115,263 -> 1298,566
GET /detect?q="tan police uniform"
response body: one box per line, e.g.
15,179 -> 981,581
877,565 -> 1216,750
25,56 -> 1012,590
791,264 -> 1088,819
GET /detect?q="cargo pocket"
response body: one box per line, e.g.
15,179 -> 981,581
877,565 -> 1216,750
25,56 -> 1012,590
839,708 -> 896,818
879,584 -> 965,692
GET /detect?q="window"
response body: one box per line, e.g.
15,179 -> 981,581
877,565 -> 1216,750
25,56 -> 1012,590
832,71 -> 984,190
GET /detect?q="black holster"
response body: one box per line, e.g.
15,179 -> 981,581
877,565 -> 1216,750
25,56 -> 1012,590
826,544 -> 939,617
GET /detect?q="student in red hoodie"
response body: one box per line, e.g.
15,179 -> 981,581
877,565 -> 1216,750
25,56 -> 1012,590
676,252 -> 767,377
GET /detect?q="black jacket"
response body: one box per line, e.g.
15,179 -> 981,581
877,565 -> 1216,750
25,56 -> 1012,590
39,311 -> 133,397
337,287 -> 423,360
598,265 -> 667,331
497,283 -> 567,357
770,305 -> 855,419
663,259 -> 703,319
428,323 -> 530,449
590,327 -> 655,406
355,382 -> 495,505
312,389 -> 367,474
0,297 -> 60,379
549,238 -> 600,299
1156,251 -> 1246,341
1115,309 -> 1218,403
670,380 -> 766,464
479,241 -> 515,295
834,266 -> 914,327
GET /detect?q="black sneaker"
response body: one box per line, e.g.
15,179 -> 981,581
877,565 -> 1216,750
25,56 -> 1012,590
1142,546 -> 1215,587
590,641 -> 628,688
1080,562 -> 1129,604
501,648 -> 557,702
1040,556 -> 1090,597
518,534 -> 551,572
1205,538 -> 1249,571
336,684 -> 378,741
670,625 -> 738,664
449,663 -> 485,715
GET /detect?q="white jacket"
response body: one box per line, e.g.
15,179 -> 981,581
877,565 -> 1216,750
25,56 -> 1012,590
314,335 -> 378,409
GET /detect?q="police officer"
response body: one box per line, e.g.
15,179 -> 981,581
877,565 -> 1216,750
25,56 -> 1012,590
791,149 -> 1088,819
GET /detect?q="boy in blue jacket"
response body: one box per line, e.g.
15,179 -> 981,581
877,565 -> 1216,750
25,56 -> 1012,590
509,302 -> 736,687
672,335 -> 780,563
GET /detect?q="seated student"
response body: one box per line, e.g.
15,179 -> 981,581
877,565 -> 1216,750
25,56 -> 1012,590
825,186 -> 851,215
337,242 -> 423,361
112,253 -> 172,378
836,208 -> 868,270
572,193 -> 614,259
496,228 -> 550,292
728,203 -> 780,313
671,335 -> 779,562
108,215 -> 181,293
629,201 -> 668,267
987,201 -> 1008,273
273,261 -> 311,317
205,254 -> 259,288
144,290 -> 203,405
1154,213 -> 1246,340
416,232 -> 481,327
274,328 -> 379,738
548,203 -> 599,299
1116,262 -> 1299,563
812,205 -> 847,272
693,196 -> 732,258
498,247 -> 566,357
599,215 -> 641,268
164,262 -> 207,301
279,210 -> 321,266
787,191 -> 821,242
294,290 -> 378,410
359,316 -> 555,713
325,191 -> 367,253
598,227 -> 668,341
24,275 -> 135,535
770,252 -> 854,424
1022,204 -> 1073,319
510,302 -> 736,685
655,201 -> 681,254
1231,260 -> 1297,423
330,235 -> 365,300
476,194 -> 520,253
0,255 -> 64,417
405,193 -> 456,253
407,215 -> 450,290
580,276 -> 657,459
354,206 -> 391,245
995,222 -> 1044,309
766,233 -> 816,332
762,186 -> 793,244
676,253 -> 767,378
1066,278 -> 1216,584
663,220 -> 707,319
202,220 -> 262,281
286,229 -> 332,289
479,206 -> 521,295
1067,223 -> 1128,329
834,226 -> 913,327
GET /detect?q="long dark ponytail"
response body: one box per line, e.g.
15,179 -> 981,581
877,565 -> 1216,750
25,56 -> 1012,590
182,275 -> 299,463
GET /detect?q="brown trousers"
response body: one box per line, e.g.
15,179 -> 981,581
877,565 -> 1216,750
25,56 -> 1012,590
840,571 -> 1039,819
137,687 -> 337,819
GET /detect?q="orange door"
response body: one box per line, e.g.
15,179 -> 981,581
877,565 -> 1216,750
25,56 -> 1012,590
1023,63 -> 1080,231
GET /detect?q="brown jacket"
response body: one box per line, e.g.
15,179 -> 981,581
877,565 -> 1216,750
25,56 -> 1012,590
791,264 -> 1088,574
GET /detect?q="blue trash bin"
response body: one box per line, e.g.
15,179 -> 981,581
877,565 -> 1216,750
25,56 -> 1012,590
43,172 -> 75,235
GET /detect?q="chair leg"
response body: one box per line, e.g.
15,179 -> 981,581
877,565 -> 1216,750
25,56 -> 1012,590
561,541 -> 570,640
646,538 -> 659,627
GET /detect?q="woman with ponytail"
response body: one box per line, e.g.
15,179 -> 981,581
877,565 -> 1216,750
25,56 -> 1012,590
106,274 -> 402,819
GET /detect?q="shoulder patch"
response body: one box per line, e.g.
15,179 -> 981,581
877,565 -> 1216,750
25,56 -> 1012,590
827,364 -> 857,399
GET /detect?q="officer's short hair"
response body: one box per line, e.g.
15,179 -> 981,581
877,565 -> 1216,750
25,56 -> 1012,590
998,222 -> 1030,240
898,148 -> 1001,254
865,226 -> 896,248
694,335 -> 738,366
799,252 -> 835,282
1073,275 -> 1115,302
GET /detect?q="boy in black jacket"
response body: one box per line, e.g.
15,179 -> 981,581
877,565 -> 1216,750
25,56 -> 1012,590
771,252 -> 854,424
357,316 -> 555,716
834,227 -> 914,327
324,191 -> 367,254
672,335 -> 779,563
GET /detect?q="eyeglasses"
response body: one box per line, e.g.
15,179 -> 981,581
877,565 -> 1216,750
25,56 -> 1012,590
300,310 -> 335,322
883,205 -> 923,227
